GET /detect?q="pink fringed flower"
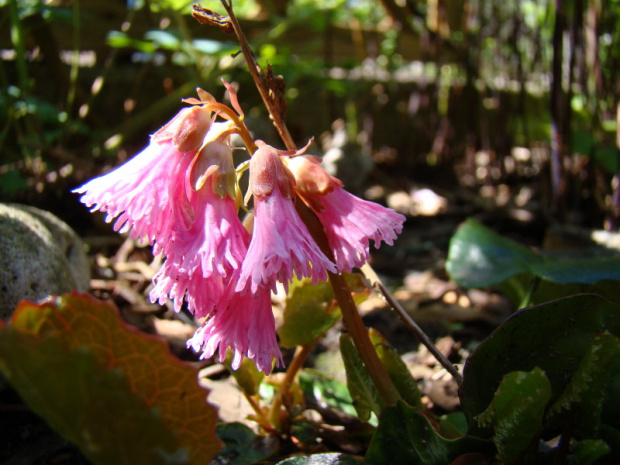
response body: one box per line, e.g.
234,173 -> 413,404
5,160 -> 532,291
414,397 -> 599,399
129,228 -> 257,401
73,105 -> 213,246
150,136 -> 250,316
188,280 -> 283,375
150,262 -> 226,317
288,156 -> 406,272
236,144 -> 336,294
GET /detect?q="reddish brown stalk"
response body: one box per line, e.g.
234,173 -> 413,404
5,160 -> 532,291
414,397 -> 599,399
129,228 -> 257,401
216,0 -> 296,151
268,341 -> 318,430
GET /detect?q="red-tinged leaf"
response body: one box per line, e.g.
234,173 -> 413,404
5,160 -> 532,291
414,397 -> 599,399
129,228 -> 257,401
0,292 -> 221,465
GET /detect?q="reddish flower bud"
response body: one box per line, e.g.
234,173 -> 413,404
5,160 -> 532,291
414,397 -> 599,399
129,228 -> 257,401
249,143 -> 295,198
286,155 -> 342,196
153,105 -> 212,153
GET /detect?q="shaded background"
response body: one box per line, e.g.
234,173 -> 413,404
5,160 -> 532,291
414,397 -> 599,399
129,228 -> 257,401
2,0 -> 620,235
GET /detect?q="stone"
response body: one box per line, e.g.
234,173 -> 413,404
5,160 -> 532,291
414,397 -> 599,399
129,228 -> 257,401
0,203 -> 90,319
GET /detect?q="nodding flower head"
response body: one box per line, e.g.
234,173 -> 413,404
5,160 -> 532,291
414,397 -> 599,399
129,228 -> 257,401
236,144 -> 336,294
288,155 -> 406,273
248,142 -> 296,199
75,84 -> 407,375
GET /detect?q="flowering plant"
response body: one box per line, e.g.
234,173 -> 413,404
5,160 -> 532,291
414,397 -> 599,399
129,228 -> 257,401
74,81 -> 406,375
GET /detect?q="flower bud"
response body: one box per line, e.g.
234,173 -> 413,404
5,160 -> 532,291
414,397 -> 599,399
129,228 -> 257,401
249,144 -> 295,198
286,155 -> 342,195
189,140 -> 236,199
153,106 -> 212,153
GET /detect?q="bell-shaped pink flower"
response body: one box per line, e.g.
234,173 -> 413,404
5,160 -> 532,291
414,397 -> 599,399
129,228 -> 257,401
236,144 -> 336,294
187,280 -> 283,375
288,156 -> 406,272
150,262 -> 226,318
74,140 -> 195,246
150,139 -> 250,316
73,105 -> 213,246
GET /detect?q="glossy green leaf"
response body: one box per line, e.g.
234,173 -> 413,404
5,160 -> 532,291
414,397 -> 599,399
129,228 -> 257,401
365,401 -> 493,465
299,369 -> 357,417
213,422 -> 277,465
446,219 -> 620,291
476,368 -> 551,463
279,274 -> 368,348
460,294 -> 620,437
0,293 -> 221,465
446,218 -> 539,288
340,334 -> 383,421
369,329 -> 423,408
106,31 -> 156,53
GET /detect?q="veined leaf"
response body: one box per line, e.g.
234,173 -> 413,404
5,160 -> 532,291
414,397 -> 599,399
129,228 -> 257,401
0,293 -> 221,465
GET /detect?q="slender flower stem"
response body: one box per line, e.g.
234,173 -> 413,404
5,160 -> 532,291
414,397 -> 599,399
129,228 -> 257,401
268,341 -> 318,430
219,0 -> 296,151
295,201 -> 400,406
203,102 -> 258,152
244,393 -> 277,434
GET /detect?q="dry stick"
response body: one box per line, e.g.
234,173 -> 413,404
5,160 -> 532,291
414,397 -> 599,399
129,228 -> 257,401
361,264 -> 463,384
211,1 -> 456,395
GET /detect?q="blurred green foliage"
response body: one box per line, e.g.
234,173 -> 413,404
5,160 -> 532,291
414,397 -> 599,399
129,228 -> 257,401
2,0 -> 620,223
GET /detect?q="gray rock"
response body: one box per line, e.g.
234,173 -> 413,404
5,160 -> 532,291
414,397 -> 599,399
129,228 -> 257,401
0,203 -> 90,318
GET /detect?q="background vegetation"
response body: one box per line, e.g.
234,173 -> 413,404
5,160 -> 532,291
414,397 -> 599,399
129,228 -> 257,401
2,0 -> 620,230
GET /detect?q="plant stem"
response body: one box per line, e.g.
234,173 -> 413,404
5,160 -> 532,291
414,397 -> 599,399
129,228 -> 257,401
219,0 -> 296,151
268,341 -> 318,430
361,264 -> 462,384
295,201 -> 400,406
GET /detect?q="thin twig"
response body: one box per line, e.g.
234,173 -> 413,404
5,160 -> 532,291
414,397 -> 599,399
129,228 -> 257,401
268,341 -> 318,430
361,264 -> 463,384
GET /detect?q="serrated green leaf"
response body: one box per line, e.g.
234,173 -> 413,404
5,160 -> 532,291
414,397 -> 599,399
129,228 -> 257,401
548,332 -> 620,437
476,368 -> 551,463
369,329 -> 423,408
460,294 -> 620,439
340,334 -> 383,421
568,439 -> 611,465
0,293 -> 221,465
279,274 -> 368,348
366,401 -> 493,465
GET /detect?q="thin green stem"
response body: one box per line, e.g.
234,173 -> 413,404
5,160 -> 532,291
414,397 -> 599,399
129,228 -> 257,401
66,0 -> 80,116
268,341 -> 318,430
8,0 -> 30,95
